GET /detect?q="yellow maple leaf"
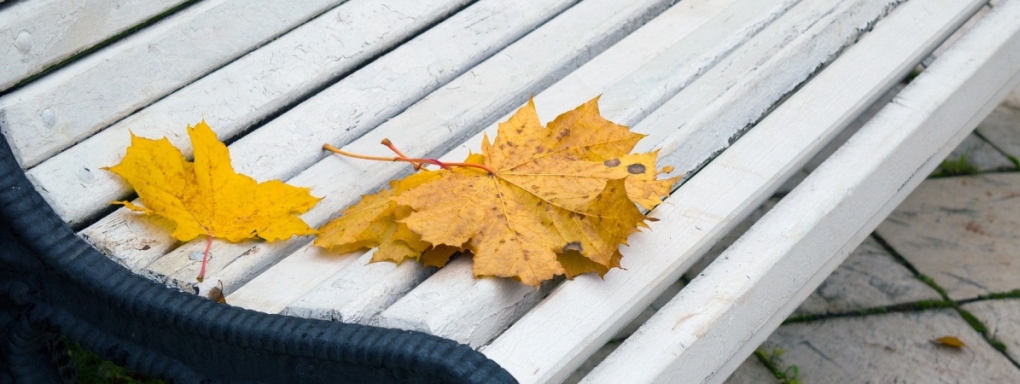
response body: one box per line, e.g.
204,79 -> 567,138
105,122 -> 320,281
316,97 -> 678,287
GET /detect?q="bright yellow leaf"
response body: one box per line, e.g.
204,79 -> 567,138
105,122 -> 320,281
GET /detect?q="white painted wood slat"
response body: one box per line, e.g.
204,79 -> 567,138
0,0 -> 348,169
479,0 -> 985,382
586,1 -> 1020,382
77,0 -> 575,271
28,0 -> 472,226
266,0 -> 770,323
0,0 -> 189,91
374,0 -> 863,347
373,0 -> 904,350
131,0 -> 679,296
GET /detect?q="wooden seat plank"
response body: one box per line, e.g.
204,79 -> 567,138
586,2 -> 1020,381
28,0 -> 473,227
76,0 -> 574,270
373,0 -> 899,349
0,0 -> 189,92
0,0 -> 349,169
121,0 -> 679,296
372,0 -> 854,346
246,0 -> 759,320
478,0 -> 984,382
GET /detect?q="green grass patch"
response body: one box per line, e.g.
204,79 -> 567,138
1007,155 -> 1020,171
990,338 -> 1009,353
916,274 -> 951,300
754,349 -> 803,384
914,300 -> 954,310
956,308 -> 988,334
933,156 -> 980,177
69,343 -> 163,384
974,289 -> 1020,301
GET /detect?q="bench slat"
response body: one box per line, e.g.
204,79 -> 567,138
255,0 -> 749,321
373,0 -> 901,350
0,0 -> 189,92
76,0 -> 573,270
373,0 -> 842,347
585,1 -> 1019,381
479,0 -> 984,381
0,0 -> 349,169
131,0 -> 679,295
28,0 -> 473,226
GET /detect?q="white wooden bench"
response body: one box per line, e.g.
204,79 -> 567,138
4,0 -> 1020,381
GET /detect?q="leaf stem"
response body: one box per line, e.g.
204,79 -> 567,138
196,234 -> 213,283
322,142 -> 496,174
381,139 -> 420,170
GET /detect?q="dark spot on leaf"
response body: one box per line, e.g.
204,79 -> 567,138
557,129 -> 570,140
627,163 -> 646,174
604,158 -> 621,167
562,242 -> 582,252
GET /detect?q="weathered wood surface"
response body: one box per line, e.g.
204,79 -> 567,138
267,0 -> 755,322
29,0 -> 474,226
479,0 -> 986,382
585,1 -> 1018,381
0,0 -> 349,169
374,0 -> 873,347
9,0 -> 1006,382
125,0 -> 678,297
0,0 -> 189,92
77,0 -> 573,270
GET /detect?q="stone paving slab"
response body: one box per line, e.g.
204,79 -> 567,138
934,133 -> 1015,174
794,237 -> 940,316
1005,83 -> 1020,111
724,356 -> 777,384
975,105 -> 1020,163
961,299 -> 1020,364
760,310 -> 1020,383
876,174 -> 1020,300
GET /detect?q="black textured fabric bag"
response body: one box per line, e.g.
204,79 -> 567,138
0,133 -> 516,384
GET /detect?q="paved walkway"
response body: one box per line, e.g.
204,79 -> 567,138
721,90 -> 1020,383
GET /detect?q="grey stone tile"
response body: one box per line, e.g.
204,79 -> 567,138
961,299 -> 1020,364
975,105 -> 1020,164
724,356 -> 778,384
933,134 -> 1015,174
761,310 -> 1020,383
1005,83 -> 1020,111
794,237 -> 940,316
875,174 -> 1020,300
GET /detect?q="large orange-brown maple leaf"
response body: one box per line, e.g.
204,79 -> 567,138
316,97 -> 678,287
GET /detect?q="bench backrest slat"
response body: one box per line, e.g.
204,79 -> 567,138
0,0 -> 188,92
587,2 -> 1015,381
28,0 -> 474,227
480,0 -> 985,381
74,0 -> 569,270
1,0 -> 348,169
242,0 -> 744,319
